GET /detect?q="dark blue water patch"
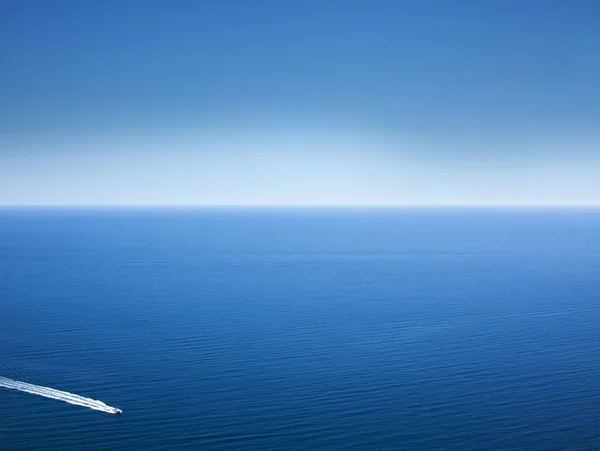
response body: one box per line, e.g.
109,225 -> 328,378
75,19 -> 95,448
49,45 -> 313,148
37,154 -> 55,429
1,208 -> 600,450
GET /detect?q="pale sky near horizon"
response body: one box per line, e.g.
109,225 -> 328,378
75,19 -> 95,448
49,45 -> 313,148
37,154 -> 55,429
1,0 -> 599,206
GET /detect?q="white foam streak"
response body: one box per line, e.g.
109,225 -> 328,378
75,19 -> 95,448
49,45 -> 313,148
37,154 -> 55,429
0,376 -> 121,414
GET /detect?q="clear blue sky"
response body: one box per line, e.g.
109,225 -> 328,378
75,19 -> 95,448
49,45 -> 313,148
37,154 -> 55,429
1,0 -> 599,205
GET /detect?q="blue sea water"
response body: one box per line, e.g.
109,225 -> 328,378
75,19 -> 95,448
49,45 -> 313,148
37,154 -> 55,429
1,208 -> 600,450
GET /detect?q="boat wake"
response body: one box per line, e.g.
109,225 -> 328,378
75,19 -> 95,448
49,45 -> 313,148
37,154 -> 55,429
0,376 -> 122,414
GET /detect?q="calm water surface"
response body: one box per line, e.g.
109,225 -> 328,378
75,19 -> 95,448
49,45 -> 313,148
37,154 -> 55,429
1,208 -> 600,450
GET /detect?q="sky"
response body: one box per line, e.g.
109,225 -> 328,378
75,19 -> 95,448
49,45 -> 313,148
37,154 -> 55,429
1,0 -> 599,206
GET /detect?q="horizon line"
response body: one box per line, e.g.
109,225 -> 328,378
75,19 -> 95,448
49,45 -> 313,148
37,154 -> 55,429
1,204 -> 600,208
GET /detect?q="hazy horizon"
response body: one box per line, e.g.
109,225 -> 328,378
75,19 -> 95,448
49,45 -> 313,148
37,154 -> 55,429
2,204 -> 600,208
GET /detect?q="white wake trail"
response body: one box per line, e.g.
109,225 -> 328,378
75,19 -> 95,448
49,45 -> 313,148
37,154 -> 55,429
0,376 -> 122,414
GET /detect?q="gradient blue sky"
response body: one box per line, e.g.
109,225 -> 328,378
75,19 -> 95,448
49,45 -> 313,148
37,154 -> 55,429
1,0 -> 599,205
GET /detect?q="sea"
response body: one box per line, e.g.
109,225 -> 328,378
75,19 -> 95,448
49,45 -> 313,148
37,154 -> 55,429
1,207 -> 600,450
